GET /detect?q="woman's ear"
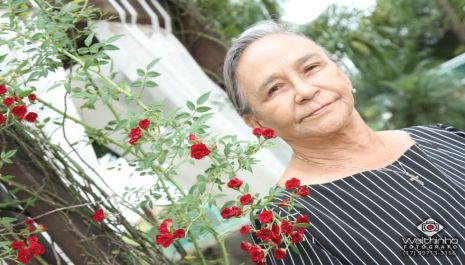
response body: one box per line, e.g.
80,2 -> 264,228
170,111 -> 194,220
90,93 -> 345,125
242,114 -> 263,129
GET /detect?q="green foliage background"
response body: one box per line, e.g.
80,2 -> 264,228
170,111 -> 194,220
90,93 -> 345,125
194,0 -> 465,130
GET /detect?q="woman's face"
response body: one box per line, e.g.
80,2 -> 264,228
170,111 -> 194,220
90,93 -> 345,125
236,33 -> 356,141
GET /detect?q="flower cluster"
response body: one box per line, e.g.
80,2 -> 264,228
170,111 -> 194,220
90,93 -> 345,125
284,177 -> 310,198
24,218 -> 47,233
92,208 -> 106,222
252,127 -> 276,139
0,84 -> 38,125
220,177 -> 251,219
155,219 -> 186,248
234,175 -> 312,264
10,235 -> 45,264
188,133 -> 212,160
128,118 -> 151,145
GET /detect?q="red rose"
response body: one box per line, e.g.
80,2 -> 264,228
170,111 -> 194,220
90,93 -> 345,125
280,220 -> 293,234
27,235 -> 38,243
285,177 -> 301,190
92,208 -> 105,222
270,233 -> 283,245
226,178 -> 243,190
138,118 -> 150,129
155,233 -> 173,248
173,228 -> 186,239
257,210 -> 273,224
128,138 -> 138,145
3,97 -> 15,107
230,206 -> 242,217
296,215 -> 310,224
240,241 -> 251,251
221,206 -> 242,219
11,105 -> 27,118
10,241 -> 25,250
252,128 -> 263,137
271,224 -> 280,234
28,93 -> 36,103
190,143 -> 211,160
0,84 -> 7,95
262,128 -> 276,139
24,112 -> 38,122
16,248 -> 33,264
38,223 -> 47,232
25,218 -> 34,226
297,186 -> 310,197
220,207 -> 232,219
188,133 -> 199,142
29,241 -> 45,256
290,231 -> 304,243
158,218 -> 172,234
129,127 -> 142,140
273,248 -> 287,260
255,228 -> 273,241
240,194 -> 253,206
248,245 -> 265,263
240,225 -> 251,235
0,113 -> 6,125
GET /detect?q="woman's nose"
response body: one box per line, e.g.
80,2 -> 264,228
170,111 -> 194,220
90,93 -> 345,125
294,79 -> 318,104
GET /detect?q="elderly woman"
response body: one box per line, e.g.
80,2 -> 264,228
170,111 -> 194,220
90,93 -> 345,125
223,20 -> 465,265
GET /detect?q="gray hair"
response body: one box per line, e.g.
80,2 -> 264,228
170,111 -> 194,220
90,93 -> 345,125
223,19 -> 328,116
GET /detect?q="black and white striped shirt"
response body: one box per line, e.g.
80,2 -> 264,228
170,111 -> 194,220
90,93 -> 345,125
255,123 -> 465,265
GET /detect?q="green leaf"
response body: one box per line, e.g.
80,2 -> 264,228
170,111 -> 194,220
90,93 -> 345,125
146,71 -> 160,77
244,183 -> 249,193
196,106 -> 211,113
0,217 -> 16,226
147,57 -> 162,70
175,112 -> 190,120
289,243 -> 301,255
188,184 -> 198,195
18,89 -> 33,97
198,182 -> 206,195
84,32 -> 94,47
294,223 -> 310,228
104,44 -> 119,51
158,150 -> 167,164
222,200 -> 235,209
115,119 -> 128,131
1,149 -> 17,163
131,80 -> 143,88
145,81 -> 157,88
0,54 -> 7,64
106,34 -> 124,43
187,101 -> 195,111
136,69 -> 145,77
196,91 -> 211,105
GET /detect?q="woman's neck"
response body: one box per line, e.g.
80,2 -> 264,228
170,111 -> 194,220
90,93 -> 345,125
289,116 -> 383,165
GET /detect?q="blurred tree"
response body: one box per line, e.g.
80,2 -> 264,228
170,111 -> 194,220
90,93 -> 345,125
185,0 -> 284,42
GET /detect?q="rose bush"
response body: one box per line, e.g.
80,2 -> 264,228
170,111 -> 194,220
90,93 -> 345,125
0,1 -> 313,264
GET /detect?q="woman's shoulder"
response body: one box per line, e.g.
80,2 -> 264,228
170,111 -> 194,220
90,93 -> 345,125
408,123 -> 465,137
432,123 -> 465,137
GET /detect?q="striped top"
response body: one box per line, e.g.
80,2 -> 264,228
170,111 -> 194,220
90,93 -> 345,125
254,123 -> 465,265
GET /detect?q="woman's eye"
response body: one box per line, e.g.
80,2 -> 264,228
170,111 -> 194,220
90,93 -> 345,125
268,85 -> 279,95
304,65 -> 318,73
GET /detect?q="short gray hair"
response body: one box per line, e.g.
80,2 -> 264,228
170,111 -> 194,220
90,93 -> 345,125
223,19 -> 324,116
